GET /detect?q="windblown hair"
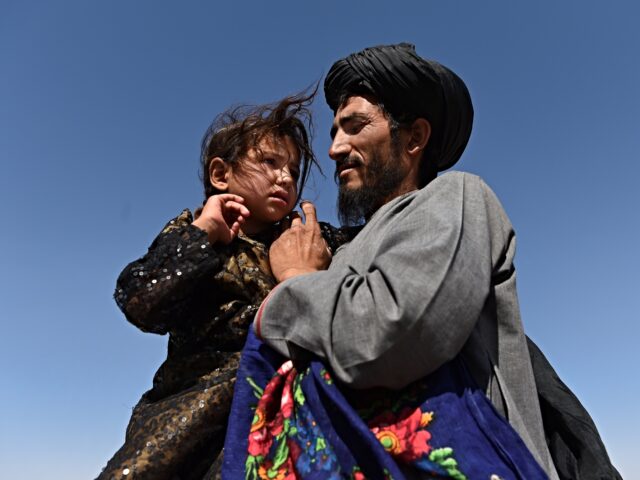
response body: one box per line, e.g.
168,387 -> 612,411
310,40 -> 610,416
200,88 -> 319,200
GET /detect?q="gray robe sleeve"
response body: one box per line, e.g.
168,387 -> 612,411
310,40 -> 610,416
255,173 -> 513,389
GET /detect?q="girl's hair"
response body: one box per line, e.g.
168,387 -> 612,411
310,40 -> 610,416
200,87 -> 320,201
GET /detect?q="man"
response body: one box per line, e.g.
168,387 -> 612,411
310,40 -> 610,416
255,44 -> 617,479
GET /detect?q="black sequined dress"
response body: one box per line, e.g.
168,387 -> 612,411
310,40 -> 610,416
98,210 -> 352,480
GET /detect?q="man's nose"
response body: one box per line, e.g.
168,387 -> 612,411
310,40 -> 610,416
328,132 -> 350,161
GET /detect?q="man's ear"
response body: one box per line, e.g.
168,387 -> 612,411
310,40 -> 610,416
208,157 -> 230,192
406,118 -> 431,160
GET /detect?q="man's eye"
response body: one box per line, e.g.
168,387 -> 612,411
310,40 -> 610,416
344,121 -> 364,135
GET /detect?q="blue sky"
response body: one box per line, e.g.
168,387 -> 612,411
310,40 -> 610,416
1,1 -> 638,478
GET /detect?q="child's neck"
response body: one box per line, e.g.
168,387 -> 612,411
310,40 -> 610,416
239,220 -> 271,236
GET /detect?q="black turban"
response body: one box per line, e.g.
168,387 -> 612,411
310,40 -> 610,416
324,43 -> 473,171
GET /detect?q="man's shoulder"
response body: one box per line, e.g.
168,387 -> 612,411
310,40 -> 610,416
429,170 -> 488,189
411,171 -> 510,225
434,171 -> 512,232
413,170 -> 494,203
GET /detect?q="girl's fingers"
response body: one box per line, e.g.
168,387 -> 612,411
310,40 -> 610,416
230,221 -> 241,237
217,193 -> 245,204
224,201 -> 250,217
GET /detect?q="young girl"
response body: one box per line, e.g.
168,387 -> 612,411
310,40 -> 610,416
99,92 -> 349,480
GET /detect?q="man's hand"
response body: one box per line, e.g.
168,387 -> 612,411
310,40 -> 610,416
192,194 -> 250,245
270,201 -> 331,282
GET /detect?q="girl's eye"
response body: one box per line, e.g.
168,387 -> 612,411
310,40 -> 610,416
262,157 -> 276,166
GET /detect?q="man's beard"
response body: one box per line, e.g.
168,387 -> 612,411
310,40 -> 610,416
336,147 -> 405,226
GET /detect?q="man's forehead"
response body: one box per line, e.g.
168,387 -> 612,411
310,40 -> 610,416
335,95 -> 381,118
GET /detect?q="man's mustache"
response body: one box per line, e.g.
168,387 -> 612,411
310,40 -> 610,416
334,155 -> 365,183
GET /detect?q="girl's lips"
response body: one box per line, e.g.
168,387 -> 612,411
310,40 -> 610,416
268,191 -> 289,206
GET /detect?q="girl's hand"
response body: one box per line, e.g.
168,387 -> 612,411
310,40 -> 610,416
192,194 -> 250,245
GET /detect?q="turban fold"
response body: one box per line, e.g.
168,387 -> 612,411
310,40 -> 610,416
324,43 -> 473,171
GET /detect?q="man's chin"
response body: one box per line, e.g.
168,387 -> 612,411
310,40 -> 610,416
338,179 -> 363,192
337,185 -> 373,226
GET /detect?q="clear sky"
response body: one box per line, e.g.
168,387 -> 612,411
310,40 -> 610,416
1,1 -> 638,478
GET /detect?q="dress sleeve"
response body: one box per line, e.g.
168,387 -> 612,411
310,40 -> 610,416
256,173 -> 513,389
114,210 -> 224,334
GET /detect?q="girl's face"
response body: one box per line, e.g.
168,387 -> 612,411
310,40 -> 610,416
226,135 -> 300,234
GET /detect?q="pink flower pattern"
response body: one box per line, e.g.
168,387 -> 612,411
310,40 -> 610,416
368,406 -> 434,463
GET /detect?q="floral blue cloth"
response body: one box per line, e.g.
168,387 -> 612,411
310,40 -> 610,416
221,329 -> 548,479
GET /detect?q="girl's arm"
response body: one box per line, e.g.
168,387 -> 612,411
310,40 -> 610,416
115,195 -> 248,334
114,209 -> 224,334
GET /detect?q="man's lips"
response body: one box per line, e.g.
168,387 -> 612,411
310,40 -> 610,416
336,160 -> 362,177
